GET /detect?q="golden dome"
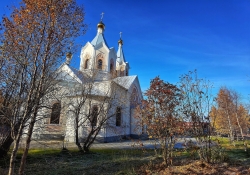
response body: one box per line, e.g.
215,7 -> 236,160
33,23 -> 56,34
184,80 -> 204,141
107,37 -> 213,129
97,21 -> 105,29
118,39 -> 123,45
66,52 -> 72,58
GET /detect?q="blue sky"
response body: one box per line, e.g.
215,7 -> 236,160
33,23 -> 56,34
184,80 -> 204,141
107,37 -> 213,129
1,0 -> 250,101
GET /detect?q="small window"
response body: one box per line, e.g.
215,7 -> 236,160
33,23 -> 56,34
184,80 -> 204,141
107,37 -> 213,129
110,63 -> 113,72
85,59 -> 89,69
91,106 -> 98,126
116,107 -> 121,126
98,59 -> 102,70
50,102 -> 61,124
126,69 -> 128,76
130,88 -> 138,107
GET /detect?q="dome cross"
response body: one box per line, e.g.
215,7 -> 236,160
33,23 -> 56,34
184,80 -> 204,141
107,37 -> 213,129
100,12 -> 104,21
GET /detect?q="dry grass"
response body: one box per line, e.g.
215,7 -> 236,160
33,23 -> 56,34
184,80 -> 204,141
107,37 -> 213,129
0,148 -> 153,175
138,137 -> 250,175
1,137 -> 250,174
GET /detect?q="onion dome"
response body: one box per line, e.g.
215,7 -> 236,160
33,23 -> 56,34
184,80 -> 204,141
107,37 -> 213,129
65,52 -> 73,65
118,39 -> 123,45
97,21 -> 105,30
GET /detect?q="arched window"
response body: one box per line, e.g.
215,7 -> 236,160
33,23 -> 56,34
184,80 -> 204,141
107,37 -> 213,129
130,88 -> 138,108
110,63 -> 113,72
110,59 -> 114,73
126,69 -> 128,76
91,106 -> 98,126
98,59 -> 102,70
132,88 -> 137,102
50,102 -> 61,124
116,107 -> 121,126
84,59 -> 89,69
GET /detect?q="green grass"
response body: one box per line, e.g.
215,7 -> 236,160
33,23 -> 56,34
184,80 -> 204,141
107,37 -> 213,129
211,136 -> 250,165
0,148 -> 154,175
1,138 -> 250,174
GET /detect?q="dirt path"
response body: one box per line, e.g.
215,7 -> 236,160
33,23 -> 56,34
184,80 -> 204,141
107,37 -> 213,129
20,137 -> 206,150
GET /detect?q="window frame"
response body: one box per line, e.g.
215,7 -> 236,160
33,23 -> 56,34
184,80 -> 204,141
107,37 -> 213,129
97,59 -> 103,70
84,59 -> 89,69
116,107 -> 122,126
50,102 -> 61,124
91,105 -> 98,126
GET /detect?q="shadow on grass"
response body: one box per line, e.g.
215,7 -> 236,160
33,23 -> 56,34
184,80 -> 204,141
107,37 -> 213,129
1,148 -> 153,175
1,138 -> 250,175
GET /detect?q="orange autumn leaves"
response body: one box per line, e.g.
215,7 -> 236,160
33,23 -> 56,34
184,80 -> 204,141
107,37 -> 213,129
210,87 -> 249,136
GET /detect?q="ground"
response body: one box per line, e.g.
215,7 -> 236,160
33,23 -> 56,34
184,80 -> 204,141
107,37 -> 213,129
1,137 -> 250,174
140,160 -> 250,175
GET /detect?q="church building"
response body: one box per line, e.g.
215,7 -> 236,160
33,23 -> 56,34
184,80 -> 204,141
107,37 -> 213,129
33,18 -> 143,143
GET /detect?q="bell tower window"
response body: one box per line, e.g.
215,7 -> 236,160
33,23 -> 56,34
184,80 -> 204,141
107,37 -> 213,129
98,59 -> 103,70
110,59 -> 114,73
96,53 -> 105,70
110,63 -> 113,72
85,59 -> 89,69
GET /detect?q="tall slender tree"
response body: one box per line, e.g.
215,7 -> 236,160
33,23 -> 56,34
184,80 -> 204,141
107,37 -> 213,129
210,87 -> 249,142
0,0 -> 86,174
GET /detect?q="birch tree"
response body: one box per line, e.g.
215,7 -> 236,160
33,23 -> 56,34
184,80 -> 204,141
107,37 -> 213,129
0,0 -> 86,174
210,88 -> 249,141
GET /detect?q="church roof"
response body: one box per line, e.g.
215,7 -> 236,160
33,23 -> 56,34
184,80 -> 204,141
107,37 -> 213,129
116,44 -> 126,64
68,66 -> 86,82
56,63 -> 85,84
113,75 -> 137,90
91,32 -> 109,48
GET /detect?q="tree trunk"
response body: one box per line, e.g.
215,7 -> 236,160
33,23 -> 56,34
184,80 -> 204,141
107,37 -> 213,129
0,133 -> 13,159
235,112 -> 244,139
75,119 -> 83,151
83,145 -> 89,153
225,111 -> 234,145
163,148 -> 167,165
83,127 -> 101,153
75,128 -> 82,151
0,121 -> 22,159
8,130 -> 23,175
18,116 -> 36,175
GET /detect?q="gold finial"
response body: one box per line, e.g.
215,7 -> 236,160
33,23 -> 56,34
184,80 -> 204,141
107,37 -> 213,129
66,52 -> 73,65
118,32 -> 123,45
66,52 -> 72,58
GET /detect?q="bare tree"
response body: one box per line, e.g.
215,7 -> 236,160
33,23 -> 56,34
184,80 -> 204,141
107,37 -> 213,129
61,69 -> 128,152
179,70 -> 214,163
0,0 -> 86,174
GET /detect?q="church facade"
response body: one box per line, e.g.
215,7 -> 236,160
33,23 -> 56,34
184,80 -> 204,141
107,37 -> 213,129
32,19 -> 144,142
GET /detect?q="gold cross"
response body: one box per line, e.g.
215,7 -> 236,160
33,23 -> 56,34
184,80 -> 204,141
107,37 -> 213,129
101,12 -> 104,21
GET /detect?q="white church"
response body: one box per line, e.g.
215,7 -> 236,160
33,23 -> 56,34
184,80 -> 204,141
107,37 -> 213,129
33,18 -> 144,143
